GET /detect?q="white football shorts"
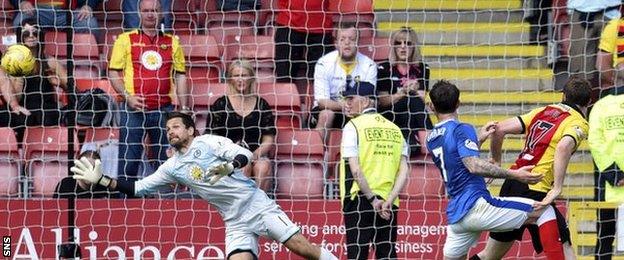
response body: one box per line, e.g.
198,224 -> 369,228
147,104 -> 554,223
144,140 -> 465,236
444,196 -> 535,258
225,191 -> 300,257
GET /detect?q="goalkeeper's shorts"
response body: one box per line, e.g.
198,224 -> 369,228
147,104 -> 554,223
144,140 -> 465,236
225,192 -> 300,257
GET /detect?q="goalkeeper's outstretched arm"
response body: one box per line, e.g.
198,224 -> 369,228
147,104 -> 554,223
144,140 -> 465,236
70,157 -> 177,197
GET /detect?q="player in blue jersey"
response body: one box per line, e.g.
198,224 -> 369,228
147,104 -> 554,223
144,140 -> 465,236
70,112 -> 338,260
426,80 -> 563,260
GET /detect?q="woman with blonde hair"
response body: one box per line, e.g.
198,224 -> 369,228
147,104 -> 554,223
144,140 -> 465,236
207,60 -> 276,192
377,27 -> 433,155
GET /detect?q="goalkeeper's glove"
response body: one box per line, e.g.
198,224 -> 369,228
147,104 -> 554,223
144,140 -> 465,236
206,162 -> 234,185
70,157 -> 112,188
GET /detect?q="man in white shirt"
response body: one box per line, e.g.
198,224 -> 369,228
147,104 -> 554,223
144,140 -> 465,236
312,22 -> 377,139
70,112 -> 338,260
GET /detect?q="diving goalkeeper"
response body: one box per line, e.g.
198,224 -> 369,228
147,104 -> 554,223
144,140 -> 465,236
71,112 -> 338,260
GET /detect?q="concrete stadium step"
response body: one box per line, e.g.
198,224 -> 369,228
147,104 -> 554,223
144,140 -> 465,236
458,91 -> 561,104
456,104 -> 543,116
425,57 -> 547,69
374,10 -> 525,24
377,22 -> 530,45
421,45 -> 545,58
430,68 -> 554,91
374,0 -> 522,11
488,185 -> 593,200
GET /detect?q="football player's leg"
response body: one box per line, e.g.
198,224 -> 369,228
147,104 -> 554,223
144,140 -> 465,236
444,226 -> 480,260
225,230 -> 258,260
473,237 -> 514,260
261,204 -> 337,260
536,206 -> 565,259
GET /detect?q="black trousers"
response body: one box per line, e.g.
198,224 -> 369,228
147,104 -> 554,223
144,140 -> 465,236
274,26 -> 334,82
595,164 -> 624,260
380,96 -> 433,153
343,194 -> 398,260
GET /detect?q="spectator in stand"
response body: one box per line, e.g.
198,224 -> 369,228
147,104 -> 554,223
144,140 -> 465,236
596,17 -> 624,90
312,22 -> 377,140
525,0 -> 552,45
0,18 -> 66,142
217,0 -> 258,11
11,0 -> 101,42
123,0 -> 171,31
568,0 -> 621,83
274,0 -> 334,83
108,0 -> 188,181
54,150 -> 115,198
207,60 -> 276,192
377,27 -> 433,155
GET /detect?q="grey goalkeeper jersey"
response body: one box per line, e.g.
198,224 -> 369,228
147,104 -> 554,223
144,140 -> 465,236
134,134 -> 259,222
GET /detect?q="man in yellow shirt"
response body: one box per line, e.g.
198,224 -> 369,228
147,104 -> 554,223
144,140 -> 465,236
108,0 -> 188,181
597,17 -> 624,90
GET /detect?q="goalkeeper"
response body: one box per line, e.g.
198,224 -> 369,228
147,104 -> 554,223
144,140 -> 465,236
71,112 -> 338,260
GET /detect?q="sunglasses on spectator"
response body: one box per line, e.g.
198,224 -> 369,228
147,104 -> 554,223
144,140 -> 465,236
21,29 -> 38,37
394,40 -> 414,47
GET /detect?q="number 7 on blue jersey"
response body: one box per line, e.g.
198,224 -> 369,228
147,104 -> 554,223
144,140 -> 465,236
432,147 -> 448,182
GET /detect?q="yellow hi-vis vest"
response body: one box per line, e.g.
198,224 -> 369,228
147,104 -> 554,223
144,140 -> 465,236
339,113 -> 404,207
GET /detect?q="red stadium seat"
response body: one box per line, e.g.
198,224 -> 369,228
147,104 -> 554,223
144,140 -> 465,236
224,35 -> 275,83
190,82 -> 227,134
275,130 -> 325,199
177,34 -> 223,83
75,79 -> 122,102
44,32 -> 102,77
358,37 -> 392,62
257,0 -> 277,33
198,0 -> 256,42
93,0 -> 123,34
101,32 -> 119,70
24,127 -> 79,197
325,129 -> 342,178
257,83 -> 301,129
83,127 -> 120,143
400,159 -> 445,199
171,0 -> 198,33
328,0 -> 375,37
0,128 -> 19,197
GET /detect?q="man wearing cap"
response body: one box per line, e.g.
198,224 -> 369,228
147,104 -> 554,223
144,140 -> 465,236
339,81 -> 410,259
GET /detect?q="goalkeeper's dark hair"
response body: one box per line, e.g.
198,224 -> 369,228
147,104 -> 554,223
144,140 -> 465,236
430,80 -> 460,114
167,112 -> 195,130
563,76 -> 592,107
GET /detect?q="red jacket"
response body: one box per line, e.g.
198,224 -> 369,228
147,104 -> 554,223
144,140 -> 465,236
275,0 -> 333,34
